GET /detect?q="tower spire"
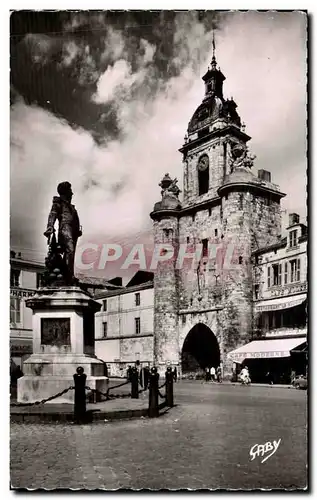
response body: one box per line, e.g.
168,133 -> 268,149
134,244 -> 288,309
211,30 -> 217,70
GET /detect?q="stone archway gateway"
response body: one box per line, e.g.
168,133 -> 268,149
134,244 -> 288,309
181,323 -> 220,373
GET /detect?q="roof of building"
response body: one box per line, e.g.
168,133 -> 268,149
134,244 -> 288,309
252,237 -> 287,256
126,271 -> 154,287
76,273 -> 123,289
10,257 -> 45,270
95,280 -> 153,299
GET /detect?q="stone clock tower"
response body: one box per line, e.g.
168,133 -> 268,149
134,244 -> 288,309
150,47 -> 285,378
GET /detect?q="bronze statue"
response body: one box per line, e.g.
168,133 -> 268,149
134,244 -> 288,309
43,182 -> 82,286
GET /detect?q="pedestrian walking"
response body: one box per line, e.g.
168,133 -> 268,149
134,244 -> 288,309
210,366 -> 216,382
173,367 -> 177,382
205,366 -> 211,382
266,371 -> 274,385
127,365 -> 132,381
216,365 -> 222,383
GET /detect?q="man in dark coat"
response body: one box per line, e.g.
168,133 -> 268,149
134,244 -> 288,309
44,181 -> 82,284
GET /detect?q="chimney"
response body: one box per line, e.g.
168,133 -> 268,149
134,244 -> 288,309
289,213 -> 300,227
257,169 -> 271,182
108,277 -> 123,287
17,252 -> 22,259
10,250 -> 16,258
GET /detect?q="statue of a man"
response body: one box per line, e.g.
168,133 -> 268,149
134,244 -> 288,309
44,182 -> 82,284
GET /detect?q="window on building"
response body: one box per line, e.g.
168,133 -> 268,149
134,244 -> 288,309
214,229 -> 218,237
268,311 -> 274,329
272,264 -> 282,286
102,322 -> 107,337
284,262 -> 288,284
254,284 -> 260,300
103,300 -> 107,312
202,239 -> 208,258
36,273 -> 44,288
290,259 -> 301,283
289,230 -> 298,248
275,312 -> 282,328
10,298 -> 21,324
135,317 -> 141,334
267,266 -> 271,288
135,293 -> 140,306
198,156 -> 209,195
208,207 -> 212,216
239,256 -> 243,265
297,258 -> 301,281
278,263 -> 282,285
10,269 -> 20,287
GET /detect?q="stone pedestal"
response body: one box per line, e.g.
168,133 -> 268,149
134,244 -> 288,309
18,287 -> 108,404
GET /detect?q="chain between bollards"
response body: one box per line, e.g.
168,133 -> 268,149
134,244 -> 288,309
11,386 -> 74,407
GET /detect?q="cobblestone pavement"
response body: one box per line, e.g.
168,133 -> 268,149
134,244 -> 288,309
10,382 -> 307,490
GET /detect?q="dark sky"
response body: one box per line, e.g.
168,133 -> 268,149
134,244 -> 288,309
10,11 -> 219,144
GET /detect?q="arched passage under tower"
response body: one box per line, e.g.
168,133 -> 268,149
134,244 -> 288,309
181,323 -> 220,373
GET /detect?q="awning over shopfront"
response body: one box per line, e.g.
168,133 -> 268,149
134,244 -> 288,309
228,338 -> 306,363
254,294 -> 306,313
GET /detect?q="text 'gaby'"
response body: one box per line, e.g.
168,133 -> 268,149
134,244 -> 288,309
249,439 -> 281,464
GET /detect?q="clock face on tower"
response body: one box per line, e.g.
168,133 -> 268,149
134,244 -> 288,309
198,155 -> 209,171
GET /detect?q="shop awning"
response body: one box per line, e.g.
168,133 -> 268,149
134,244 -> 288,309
254,294 -> 306,312
291,342 -> 308,354
228,338 -> 306,363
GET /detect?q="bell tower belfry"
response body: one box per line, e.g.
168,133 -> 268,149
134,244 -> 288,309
181,42 -> 251,203
151,39 -> 286,378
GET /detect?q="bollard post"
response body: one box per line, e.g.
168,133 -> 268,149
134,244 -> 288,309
73,366 -> 87,424
148,367 -> 159,418
165,366 -> 174,407
131,366 -> 139,399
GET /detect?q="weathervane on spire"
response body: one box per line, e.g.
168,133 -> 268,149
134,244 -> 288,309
212,30 -> 216,58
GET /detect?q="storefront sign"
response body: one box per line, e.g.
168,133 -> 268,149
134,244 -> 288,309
10,288 -> 36,299
256,298 -> 305,312
231,351 -> 289,360
10,343 -> 32,355
269,282 -> 307,298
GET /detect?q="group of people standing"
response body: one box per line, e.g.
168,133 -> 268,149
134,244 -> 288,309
126,362 -> 178,389
205,366 -> 222,383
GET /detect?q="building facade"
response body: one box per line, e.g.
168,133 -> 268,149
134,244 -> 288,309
10,252 -> 45,369
150,51 -> 306,379
253,212 -> 307,334
95,272 -> 154,377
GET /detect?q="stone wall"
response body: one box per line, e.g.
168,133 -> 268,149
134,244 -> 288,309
152,216 -> 180,373
96,335 -> 154,378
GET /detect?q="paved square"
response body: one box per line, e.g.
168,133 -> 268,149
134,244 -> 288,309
10,382 -> 307,490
